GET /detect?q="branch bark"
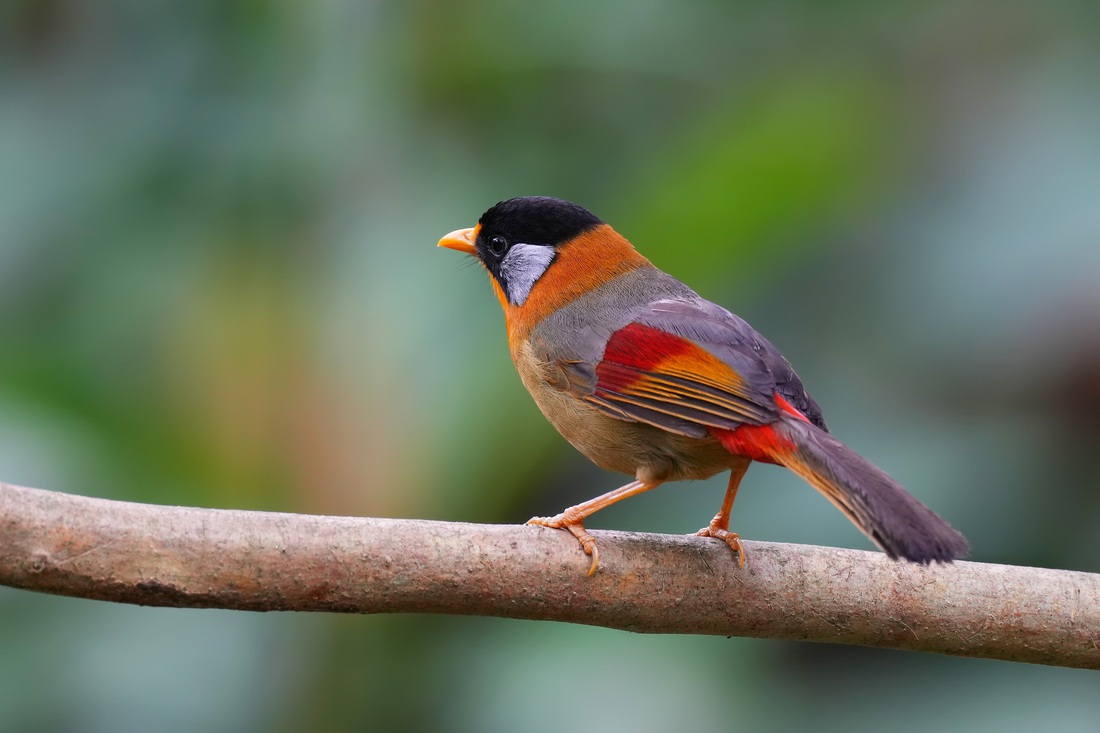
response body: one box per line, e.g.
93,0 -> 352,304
1,480 -> 1097,669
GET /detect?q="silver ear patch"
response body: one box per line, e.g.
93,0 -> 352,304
500,244 -> 556,305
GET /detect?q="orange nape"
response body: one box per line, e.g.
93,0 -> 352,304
497,225 -> 650,342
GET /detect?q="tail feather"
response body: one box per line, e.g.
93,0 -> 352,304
768,417 -> 969,563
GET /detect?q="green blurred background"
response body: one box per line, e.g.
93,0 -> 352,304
2,0 -> 1099,731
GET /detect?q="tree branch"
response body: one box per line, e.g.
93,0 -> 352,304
1,480 -> 1096,669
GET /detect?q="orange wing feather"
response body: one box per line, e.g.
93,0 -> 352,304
589,322 -> 776,435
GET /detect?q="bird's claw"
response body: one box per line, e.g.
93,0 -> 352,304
695,525 -> 747,569
528,514 -> 601,576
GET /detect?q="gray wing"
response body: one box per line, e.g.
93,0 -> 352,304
531,290 -> 827,437
642,299 -> 827,431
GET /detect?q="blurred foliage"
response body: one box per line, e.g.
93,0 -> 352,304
2,0 -> 1100,731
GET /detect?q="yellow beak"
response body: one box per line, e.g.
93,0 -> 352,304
437,227 -> 477,256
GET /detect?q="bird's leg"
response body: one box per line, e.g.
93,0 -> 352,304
696,461 -> 750,568
527,479 -> 659,576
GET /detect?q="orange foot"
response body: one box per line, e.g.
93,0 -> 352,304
695,525 -> 746,569
527,514 -> 600,576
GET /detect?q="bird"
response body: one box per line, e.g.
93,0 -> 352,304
438,196 -> 969,575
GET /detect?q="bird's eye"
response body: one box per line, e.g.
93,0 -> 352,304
488,235 -> 509,257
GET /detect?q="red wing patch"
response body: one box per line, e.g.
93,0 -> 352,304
709,392 -> 810,463
710,424 -> 795,464
587,322 -> 775,435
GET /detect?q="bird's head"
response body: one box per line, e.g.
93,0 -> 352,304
438,197 -> 650,328
438,196 -> 603,306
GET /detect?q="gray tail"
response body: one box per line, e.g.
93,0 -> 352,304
772,417 -> 969,563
